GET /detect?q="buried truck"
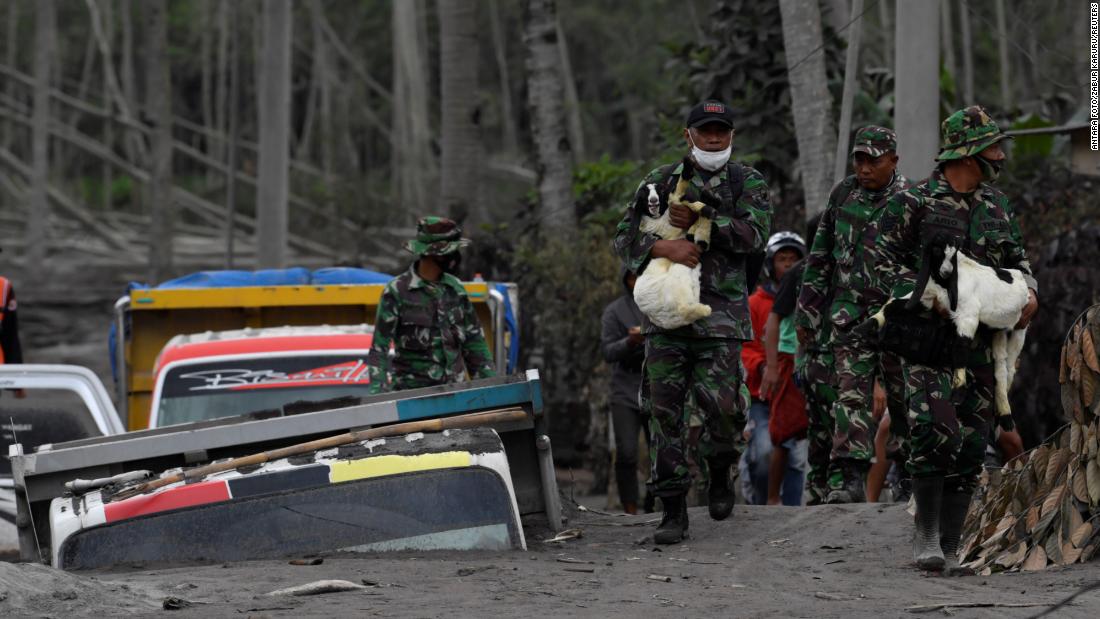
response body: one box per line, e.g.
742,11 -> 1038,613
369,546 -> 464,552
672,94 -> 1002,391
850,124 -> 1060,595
9,372 -> 561,569
0,365 -> 127,558
8,269 -> 553,568
111,268 -> 519,430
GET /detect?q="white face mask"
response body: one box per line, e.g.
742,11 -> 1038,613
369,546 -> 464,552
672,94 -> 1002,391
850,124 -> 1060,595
689,131 -> 733,171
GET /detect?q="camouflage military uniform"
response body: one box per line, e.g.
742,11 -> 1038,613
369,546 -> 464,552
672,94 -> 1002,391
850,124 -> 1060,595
869,108 -> 1036,489
797,126 -> 911,497
614,158 -> 771,497
794,319 -> 836,504
367,217 -> 495,394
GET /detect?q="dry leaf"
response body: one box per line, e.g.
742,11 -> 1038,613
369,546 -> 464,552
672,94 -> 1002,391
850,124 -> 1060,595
1045,531 -> 1064,565
1073,466 -> 1090,503
1047,450 -> 1068,484
1061,542 -> 1083,565
1064,383 -> 1083,423
988,515 -> 1017,546
1072,422 -> 1084,454
1061,342 -> 1068,383
1026,505 -> 1040,531
1088,459 -> 1100,506
1082,540 -> 1100,563
1071,521 -> 1093,547
1083,329 -> 1100,373
1041,485 -> 1066,517
1082,370 -> 1098,409
1021,544 -> 1047,571
1032,446 -> 1050,484
995,541 -> 1027,568
1069,503 -> 1086,539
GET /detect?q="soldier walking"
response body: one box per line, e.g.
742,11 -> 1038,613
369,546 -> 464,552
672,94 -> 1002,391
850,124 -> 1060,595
367,217 -> 496,394
797,126 -> 911,503
614,100 -> 771,544
869,106 -> 1038,572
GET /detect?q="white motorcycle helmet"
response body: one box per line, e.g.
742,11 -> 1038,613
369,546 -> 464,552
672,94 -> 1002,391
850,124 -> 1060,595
764,231 -> 806,279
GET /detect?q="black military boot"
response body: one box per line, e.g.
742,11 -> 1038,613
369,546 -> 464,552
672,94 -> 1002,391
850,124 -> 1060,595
940,489 -> 974,575
654,494 -> 689,545
706,454 -> 736,520
912,476 -> 946,571
825,460 -> 867,504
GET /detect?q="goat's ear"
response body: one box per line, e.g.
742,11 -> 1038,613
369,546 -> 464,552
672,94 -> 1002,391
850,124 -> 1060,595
948,251 -> 959,312
906,256 -> 932,311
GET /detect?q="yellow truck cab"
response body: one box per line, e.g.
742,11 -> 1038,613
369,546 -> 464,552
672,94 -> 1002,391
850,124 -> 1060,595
112,270 -> 518,431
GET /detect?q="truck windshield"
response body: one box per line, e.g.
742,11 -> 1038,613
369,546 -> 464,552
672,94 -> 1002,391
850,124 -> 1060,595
1,389 -> 104,476
156,355 -> 372,427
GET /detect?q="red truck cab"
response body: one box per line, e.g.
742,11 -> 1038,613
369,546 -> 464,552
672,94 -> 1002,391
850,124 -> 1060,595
148,325 -> 374,428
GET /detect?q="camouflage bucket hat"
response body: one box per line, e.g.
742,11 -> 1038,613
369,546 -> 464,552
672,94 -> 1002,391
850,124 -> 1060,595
851,125 -> 897,157
405,216 -> 470,256
935,105 -> 1012,161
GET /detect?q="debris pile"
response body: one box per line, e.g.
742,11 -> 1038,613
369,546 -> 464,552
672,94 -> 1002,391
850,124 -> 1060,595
961,304 -> 1100,573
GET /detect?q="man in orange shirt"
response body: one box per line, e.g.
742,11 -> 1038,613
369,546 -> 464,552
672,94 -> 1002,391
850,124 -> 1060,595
0,249 -> 25,399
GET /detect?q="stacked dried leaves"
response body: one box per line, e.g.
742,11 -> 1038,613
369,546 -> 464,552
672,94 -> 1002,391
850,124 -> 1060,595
960,304 -> 1100,574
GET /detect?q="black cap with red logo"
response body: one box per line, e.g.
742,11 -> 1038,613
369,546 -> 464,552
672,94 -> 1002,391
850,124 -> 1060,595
685,100 -> 735,129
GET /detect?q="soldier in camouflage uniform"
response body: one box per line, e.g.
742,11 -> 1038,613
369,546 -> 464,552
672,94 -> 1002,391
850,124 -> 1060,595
869,106 -> 1038,571
797,126 -> 911,503
614,100 -> 771,544
367,217 -> 496,394
793,211 -> 836,506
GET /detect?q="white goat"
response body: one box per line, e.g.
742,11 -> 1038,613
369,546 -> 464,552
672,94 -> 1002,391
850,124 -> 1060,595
864,238 -> 1029,417
632,182 -> 712,330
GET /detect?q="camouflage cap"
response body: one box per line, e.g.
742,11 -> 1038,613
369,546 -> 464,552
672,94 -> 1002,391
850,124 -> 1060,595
404,216 -> 470,257
935,105 -> 1012,161
851,125 -> 897,157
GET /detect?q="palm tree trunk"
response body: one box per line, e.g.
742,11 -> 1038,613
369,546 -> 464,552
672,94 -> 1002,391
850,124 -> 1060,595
778,0 -> 837,216
994,0 -> 1012,111
145,0 -> 174,283
488,0 -> 518,154
2,1 -> 18,150
555,14 -> 584,163
877,0 -> 892,70
833,0 -> 864,185
894,0 -> 940,181
27,0 -> 56,277
439,0 -> 482,223
959,0 -> 974,104
224,1 -> 240,268
308,0 -> 338,260
256,0 -> 291,268
940,0 -> 957,106
524,0 -> 575,237
392,0 -> 432,219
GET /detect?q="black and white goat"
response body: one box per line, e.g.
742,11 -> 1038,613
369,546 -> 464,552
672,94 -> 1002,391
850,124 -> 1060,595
861,235 -> 1029,417
631,159 -> 721,330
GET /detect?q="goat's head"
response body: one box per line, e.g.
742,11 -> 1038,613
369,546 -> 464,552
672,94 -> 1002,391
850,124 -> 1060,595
925,234 -> 959,312
645,183 -> 662,218
906,233 -> 960,313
